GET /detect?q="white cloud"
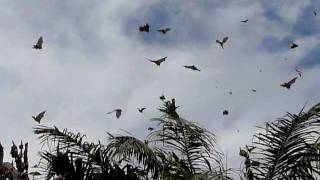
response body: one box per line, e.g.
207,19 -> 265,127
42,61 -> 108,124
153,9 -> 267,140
0,0 -> 319,171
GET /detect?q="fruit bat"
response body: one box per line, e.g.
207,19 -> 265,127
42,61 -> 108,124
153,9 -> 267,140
216,37 -> 229,49
107,109 -> 122,119
32,111 -> 46,123
149,56 -> 167,66
183,65 -> 201,71
33,36 -> 43,49
281,77 -> 298,89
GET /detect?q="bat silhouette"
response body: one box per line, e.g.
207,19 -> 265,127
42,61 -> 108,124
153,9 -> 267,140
148,127 -> 154,131
251,89 -> 257,92
295,68 -> 302,77
138,107 -> 146,113
281,77 -> 298,89
223,110 -> 229,116
160,95 -> 166,101
216,37 -> 229,49
139,24 -> 150,32
229,91 -> 233,95
32,111 -> 46,123
149,56 -> 167,66
241,19 -> 248,23
157,28 -> 171,34
33,36 -> 43,49
107,109 -> 122,119
183,65 -> 201,71
314,11 -> 317,16
289,43 -> 298,49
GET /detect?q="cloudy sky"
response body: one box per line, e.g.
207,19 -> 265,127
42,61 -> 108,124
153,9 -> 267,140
0,0 -> 320,170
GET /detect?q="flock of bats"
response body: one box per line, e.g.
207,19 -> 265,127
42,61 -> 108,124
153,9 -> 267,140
31,11 -> 316,128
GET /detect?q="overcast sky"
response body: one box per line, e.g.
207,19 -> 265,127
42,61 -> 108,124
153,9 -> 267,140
0,0 -> 320,170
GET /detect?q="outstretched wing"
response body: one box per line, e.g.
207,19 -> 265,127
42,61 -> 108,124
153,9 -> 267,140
38,110 -> 46,118
37,36 -> 43,46
158,56 -> 167,63
106,110 -> 114,114
288,77 -> 298,85
222,37 -> 229,43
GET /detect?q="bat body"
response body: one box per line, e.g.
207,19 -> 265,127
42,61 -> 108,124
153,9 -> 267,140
138,107 -> 146,113
290,43 -> 298,49
216,37 -> 229,49
160,95 -> 166,101
148,127 -> 154,131
32,110 -> 46,123
107,109 -> 122,119
314,11 -> 317,16
251,89 -> 257,92
149,57 -> 167,66
139,24 -> 150,32
183,65 -> 200,71
33,36 -> 43,49
157,28 -> 171,34
223,110 -> 229,116
241,19 -> 248,23
281,77 -> 298,89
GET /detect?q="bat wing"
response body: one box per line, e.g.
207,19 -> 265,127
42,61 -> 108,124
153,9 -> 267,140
288,77 -> 298,85
158,57 -> 166,63
222,37 -> 229,43
37,111 -> 46,119
37,36 -> 43,46
106,110 -> 114,114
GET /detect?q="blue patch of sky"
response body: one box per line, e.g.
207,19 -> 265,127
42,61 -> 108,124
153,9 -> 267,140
257,35 -> 293,53
123,1 -> 218,48
298,47 -> 320,68
292,4 -> 320,36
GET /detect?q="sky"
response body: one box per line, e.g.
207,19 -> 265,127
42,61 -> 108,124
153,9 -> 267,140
0,0 -> 320,172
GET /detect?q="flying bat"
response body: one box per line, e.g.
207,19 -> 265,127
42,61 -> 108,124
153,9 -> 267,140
314,11 -> 317,16
229,91 -> 233,95
295,68 -> 302,77
183,65 -> 201,71
139,24 -> 150,32
241,19 -> 248,23
33,36 -> 43,49
160,95 -> 166,101
138,107 -> 146,113
216,36 -> 229,49
289,43 -> 298,49
251,89 -> 257,92
148,127 -> 154,131
32,111 -> 46,123
107,109 -> 122,119
281,77 -> 298,89
223,110 -> 229,116
149,56 -> 167,66
157,28 -> 171,34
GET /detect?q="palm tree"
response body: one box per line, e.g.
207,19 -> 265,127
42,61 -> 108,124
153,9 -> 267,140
33,99 -> 230,179
33,125 -> 147,180
241,103 -> 320,179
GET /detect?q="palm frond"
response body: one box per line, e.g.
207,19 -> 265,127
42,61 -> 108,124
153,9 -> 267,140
246,103 -> 320,179
106,133 -> 162,178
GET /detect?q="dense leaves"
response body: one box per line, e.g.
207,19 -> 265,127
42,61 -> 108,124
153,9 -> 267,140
243,103 -> 320,179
